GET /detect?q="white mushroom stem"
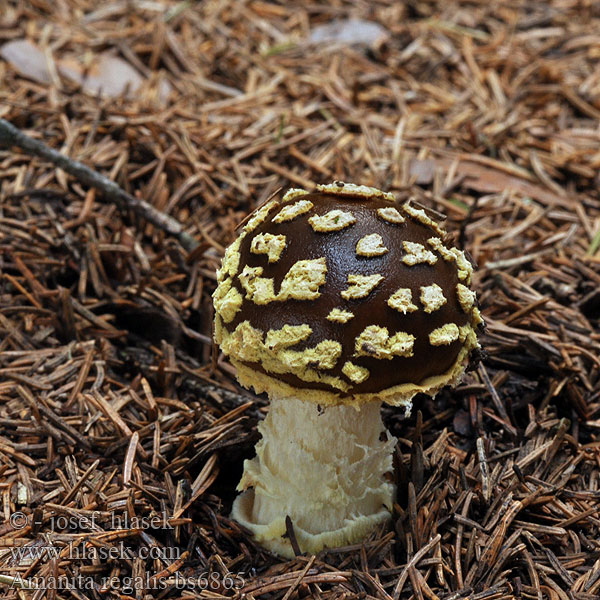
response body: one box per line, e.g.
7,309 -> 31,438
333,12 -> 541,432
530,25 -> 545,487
231,394 -> 396,558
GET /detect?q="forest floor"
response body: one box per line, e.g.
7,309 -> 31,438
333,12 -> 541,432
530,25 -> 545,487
1,1 -> 600,598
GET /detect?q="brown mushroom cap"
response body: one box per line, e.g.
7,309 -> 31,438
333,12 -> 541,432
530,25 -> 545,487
214,182 -> 482,407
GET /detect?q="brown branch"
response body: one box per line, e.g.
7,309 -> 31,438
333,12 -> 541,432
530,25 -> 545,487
0,118 -> 199,252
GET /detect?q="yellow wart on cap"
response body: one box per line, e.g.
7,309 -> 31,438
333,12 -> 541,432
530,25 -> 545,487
243,200 -> 278,233
217,237 -> 242,282
459,324 -> 473,342
281,188 -> 308,203
265,324 -> 312,351
326,308 -> 355,323
377,207 -> 405,224
471,306 -> 484,327
309,210 -> 356,232
429,323 -> 460,346
402,201 -> 445,236
420,283 -> 447,313
342,361 -> 370,384
281,340 -> 342,371
450,248 -> 473,283
387,288 -> 418,314
427,237 -> 454,261
341,274 -> 384,300
356,234 -> 388,257
317,181 -> 395,201
250,233 -> 287,263
354,325 -> 415,359
402,241 -> 438,266
222,320 -> 266,363
278,258 -> 328,301
239,265 -> 276,305
456,283 -> 476,313
213,278 -> 243,323
272,199 -> 314,223
240,259 -> 327,304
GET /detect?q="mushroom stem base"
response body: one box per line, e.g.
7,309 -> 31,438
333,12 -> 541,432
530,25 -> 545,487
231,395 -> 396,558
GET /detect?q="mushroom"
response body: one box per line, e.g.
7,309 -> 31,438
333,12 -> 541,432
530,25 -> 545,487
213,182 -> 482,557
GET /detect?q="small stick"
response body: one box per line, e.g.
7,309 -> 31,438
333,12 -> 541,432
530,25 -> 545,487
392,534 -> 441,600
281,555 -> 316,600
285,515 -> 303,557
0,574 -> 37,590
0,118 -> 199,252
477,437 -> 491,503
61,459 -> 100,505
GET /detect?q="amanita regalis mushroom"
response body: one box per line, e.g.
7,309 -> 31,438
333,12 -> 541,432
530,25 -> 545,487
213,182 -> 482,557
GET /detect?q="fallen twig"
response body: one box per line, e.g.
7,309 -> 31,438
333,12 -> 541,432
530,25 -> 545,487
0,118 -> 199,252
